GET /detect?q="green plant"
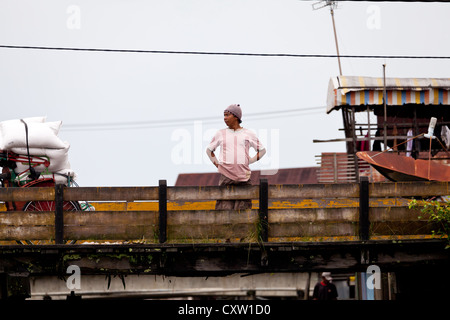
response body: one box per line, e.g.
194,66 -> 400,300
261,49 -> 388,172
409,199 -> 450,249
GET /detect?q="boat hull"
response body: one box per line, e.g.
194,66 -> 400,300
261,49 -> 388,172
356,151 -> 450,182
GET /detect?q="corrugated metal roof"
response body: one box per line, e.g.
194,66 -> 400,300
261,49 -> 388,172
327,76 -> 450,113
175,167 -> 318,186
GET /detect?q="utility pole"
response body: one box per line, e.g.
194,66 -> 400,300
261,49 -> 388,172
330,5 -> 343,76
312,1 -> 342,75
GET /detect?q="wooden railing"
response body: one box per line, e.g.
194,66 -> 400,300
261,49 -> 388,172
0,179 -> 449,244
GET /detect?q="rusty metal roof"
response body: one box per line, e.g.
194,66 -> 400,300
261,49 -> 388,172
175,167 -> 318,186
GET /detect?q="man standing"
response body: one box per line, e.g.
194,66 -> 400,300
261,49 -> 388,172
206,104 -> 266,210
313,272 -> 338,300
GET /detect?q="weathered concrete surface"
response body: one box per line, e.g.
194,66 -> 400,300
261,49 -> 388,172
29,272 -> 314,300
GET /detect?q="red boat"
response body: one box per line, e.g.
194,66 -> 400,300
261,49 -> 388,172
356,151 -> 450,182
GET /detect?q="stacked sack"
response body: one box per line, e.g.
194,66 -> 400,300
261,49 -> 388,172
0,116 -> 76,185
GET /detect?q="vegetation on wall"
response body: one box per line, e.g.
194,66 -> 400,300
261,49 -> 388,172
409,199 -> 450,249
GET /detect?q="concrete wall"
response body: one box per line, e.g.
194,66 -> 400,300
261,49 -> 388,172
29,272 -> 317,300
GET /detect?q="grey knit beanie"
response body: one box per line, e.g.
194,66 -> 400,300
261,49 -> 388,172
224,104 -> 242,123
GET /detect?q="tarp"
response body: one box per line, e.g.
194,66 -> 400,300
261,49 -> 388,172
327,76 -> 450,113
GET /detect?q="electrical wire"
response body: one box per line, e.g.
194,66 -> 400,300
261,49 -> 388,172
1,45 -> 449,60
61,106 -> 326,131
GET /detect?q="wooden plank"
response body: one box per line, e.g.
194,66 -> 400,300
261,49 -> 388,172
265,199 -> 353,209
270,221 -> 358,238
0,226 -> 53,240
269,208 -> 358,223
269,182 -> 450,199
0,210 -> 256,241
167,210 -> 258,242
91,202 -> 129,211
369,206 -> 427,222
0,211 -> 54,226
0,211 -> 158,241
268,207 -> 427,224
167,210 -> 258,225
0,206 -> 435,242
268,206 -> 433,239
88,201 -> 214,211
1,197 -> 414,213
64,225 -> 158,241
268,198 -> 411,209
370,221 -> 434,236
64,211 -> 158,241
369,181 -> 450,197
0,187 -> 55,201
167,185 -> 259,201
369,207 -> 435,236
1,182 -> 448,204
0,211 -> 55,241
268,207 -> 359,239
268,184 -> 360,199
165,201 -> 214,211
87,198 -> 411,211
64,211 -> 158,226
168,224 -> 254,241
63,187 -> 159,201
269,220 -> 432,239
0,181 -> 445,243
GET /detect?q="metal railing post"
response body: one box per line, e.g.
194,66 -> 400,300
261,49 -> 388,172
359,176 -> 370,241
159,180 -> 167,243
259,179 -> 269,242
55,184 -> 64,244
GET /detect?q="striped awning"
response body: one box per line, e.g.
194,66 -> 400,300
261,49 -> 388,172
326,76 -> 450,113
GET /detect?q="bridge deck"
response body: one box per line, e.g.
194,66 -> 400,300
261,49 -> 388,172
1,180 -> 449,244
1,180 -> 449,299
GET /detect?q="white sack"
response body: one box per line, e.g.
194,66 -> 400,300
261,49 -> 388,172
12,142 -> 71,174
0,116 -> 47,125
0,119 -> 65,150
0,117 -> 47,150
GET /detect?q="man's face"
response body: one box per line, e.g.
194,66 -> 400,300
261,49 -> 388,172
224,111 -> 237,127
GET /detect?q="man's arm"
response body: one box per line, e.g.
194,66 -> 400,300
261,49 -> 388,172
249,148 -> 266,164
206,148 -> 219,168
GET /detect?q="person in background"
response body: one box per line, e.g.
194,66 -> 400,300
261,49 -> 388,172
313,272 -> 338,300
206,104 -> 266,210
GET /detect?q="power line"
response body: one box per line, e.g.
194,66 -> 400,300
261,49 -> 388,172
304,0 -> 450,2
1,44 -> 449,60
61,106 -> 326,131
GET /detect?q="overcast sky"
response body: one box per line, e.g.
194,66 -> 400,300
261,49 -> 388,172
1,0 -> 449,186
